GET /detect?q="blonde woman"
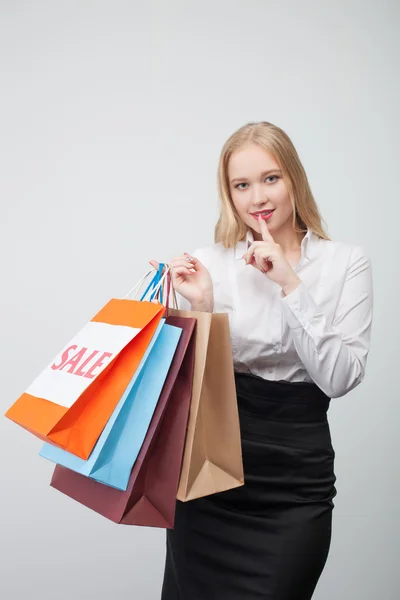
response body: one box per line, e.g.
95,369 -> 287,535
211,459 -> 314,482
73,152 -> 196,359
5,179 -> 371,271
154,121 -> 373,599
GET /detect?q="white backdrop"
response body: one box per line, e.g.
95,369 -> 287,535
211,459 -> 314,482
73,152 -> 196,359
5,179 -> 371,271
0,1 -> 398,598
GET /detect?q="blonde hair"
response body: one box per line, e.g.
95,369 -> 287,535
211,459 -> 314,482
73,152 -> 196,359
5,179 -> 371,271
215,121 -> 330,246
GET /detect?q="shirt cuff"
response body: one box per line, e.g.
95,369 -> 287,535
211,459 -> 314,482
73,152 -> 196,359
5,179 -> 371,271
280,281 -> 320,330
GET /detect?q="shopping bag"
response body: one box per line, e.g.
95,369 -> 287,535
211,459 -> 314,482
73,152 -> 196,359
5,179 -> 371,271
167,307 -> 244,501
5,270 -> 165,459
50,315 -> 196,527
40,318 -> 182,491
38,317 -> 165,478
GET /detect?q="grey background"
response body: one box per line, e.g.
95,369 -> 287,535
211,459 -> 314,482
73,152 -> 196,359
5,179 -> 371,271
0,1 -> 398,598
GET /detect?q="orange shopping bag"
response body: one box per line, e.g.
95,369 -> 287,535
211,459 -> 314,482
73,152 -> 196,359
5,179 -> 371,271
5,271 -> 165,460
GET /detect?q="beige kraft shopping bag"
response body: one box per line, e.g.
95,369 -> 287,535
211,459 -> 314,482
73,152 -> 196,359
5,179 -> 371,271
167,307 -> 244,501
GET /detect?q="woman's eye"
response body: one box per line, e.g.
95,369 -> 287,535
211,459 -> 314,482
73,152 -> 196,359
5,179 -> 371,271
235,175 -> 279,190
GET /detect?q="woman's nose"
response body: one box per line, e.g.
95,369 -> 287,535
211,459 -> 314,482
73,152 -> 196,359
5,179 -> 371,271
252,187 -> 269,206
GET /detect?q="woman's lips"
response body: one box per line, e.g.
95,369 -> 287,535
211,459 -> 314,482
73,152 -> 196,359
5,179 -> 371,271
251,210 -> 275,221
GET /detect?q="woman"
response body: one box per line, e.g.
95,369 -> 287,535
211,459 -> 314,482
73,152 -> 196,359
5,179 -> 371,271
155,121 -> 373,599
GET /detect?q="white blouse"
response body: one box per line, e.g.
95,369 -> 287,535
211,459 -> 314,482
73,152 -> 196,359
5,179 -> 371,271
177,228 -> 373,399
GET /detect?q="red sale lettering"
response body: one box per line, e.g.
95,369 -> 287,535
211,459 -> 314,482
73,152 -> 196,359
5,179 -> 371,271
59,348 -> 91,374
51,345 -> 78,370
84,352 -> 114,379
51,346 -> 114,378
74,350 -> 101,377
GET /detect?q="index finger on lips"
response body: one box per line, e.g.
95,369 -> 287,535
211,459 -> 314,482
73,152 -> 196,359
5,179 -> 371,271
258,215 -> 275,243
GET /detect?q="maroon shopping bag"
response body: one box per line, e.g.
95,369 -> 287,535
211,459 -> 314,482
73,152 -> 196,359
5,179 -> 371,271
50,315 -> 196,528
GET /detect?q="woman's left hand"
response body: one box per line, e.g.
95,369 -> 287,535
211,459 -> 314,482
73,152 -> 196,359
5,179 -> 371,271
242,216 -> 302,296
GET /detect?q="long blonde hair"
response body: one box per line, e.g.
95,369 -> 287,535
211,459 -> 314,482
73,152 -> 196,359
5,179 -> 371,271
215,121 -> 330,246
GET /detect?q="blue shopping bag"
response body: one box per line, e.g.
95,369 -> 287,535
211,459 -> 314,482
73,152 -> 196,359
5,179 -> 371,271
40,318 -> 182,491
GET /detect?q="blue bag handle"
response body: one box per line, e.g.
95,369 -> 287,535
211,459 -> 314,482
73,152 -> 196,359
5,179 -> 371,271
140,263 -> 165,303
151,263 -> 164,303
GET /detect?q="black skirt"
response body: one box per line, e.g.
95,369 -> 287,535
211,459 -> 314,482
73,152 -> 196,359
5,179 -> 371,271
161,372 -> 337,600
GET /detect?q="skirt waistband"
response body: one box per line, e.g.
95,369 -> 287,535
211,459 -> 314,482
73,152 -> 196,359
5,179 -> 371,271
234,372 -> 331,423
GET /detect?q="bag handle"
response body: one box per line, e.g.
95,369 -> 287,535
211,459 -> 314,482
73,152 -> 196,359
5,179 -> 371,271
147,265 -> 170,303
123,269 -> 154,300
153,266 -> 179,314
122,264 -> 170,302
140,263 -> 164,303
166,269 -> 179,310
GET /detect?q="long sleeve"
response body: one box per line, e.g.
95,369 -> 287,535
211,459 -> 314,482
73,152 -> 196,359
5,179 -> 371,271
280,245 -> 373,398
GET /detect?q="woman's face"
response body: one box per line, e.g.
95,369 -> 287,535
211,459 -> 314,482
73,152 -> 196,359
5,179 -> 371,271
228,143 -> 294,239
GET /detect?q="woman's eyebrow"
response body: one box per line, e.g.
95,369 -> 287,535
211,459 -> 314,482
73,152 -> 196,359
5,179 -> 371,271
230,169 -> 282,184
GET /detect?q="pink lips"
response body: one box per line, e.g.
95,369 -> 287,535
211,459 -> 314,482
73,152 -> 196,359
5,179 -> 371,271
251,210 -> 275,221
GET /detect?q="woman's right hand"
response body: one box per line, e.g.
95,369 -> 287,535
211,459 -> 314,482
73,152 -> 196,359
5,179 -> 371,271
149,253 -> 214,311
